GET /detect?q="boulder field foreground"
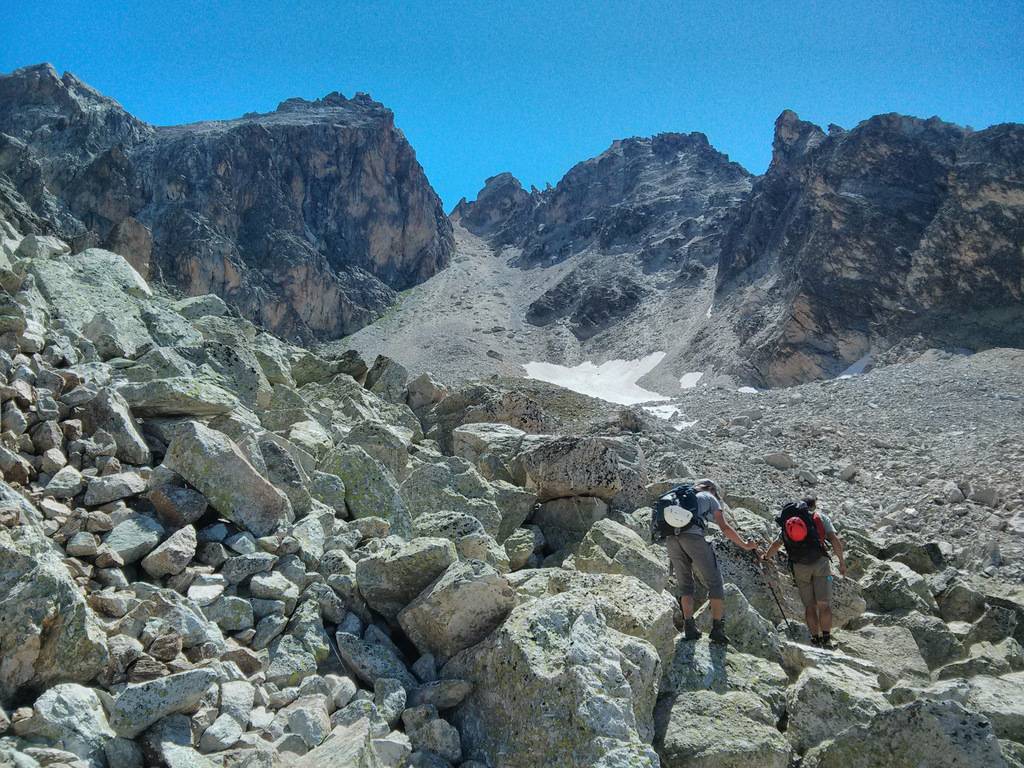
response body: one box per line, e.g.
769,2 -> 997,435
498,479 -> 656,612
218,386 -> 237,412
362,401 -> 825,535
0,229 -> 1021,768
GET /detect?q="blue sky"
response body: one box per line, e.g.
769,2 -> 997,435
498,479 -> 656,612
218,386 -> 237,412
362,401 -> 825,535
4,1 -> 1022,209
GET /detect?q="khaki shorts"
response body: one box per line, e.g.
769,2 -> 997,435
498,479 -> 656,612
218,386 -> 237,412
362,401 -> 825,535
666,533 -> 725,600
792,557 -> 832,608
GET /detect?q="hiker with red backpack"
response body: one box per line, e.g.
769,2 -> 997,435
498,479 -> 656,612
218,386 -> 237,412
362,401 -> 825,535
761,495 -> 847,648
653,478 -> 761,645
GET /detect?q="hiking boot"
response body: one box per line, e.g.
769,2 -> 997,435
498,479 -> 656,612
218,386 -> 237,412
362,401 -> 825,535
810,635 -> 822,647
683,618 -> 702,641
709,620 -> 730,645
820,632 -> 834,650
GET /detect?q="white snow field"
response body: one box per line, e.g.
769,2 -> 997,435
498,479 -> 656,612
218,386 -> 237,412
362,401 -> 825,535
679,371 -> 704,389
523,352 -> 669,405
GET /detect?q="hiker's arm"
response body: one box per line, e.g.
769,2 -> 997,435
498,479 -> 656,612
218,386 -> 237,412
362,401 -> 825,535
829,532 -> 847,576
713,508 -> 758,551
762,535 -> 783,561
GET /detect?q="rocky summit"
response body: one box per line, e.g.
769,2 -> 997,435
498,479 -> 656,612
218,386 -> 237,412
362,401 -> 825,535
0,60 -> 1022,768
0,64 -> 453,342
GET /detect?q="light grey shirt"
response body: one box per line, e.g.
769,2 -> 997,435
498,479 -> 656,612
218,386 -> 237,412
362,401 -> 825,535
678,491 -> 721,537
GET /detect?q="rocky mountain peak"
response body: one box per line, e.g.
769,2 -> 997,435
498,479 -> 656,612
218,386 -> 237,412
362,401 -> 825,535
457,131 -> 752,265
450,172 -> 531,236
0,68 -> 453,341
0,64 -> 152,168
770,109 -> 826,169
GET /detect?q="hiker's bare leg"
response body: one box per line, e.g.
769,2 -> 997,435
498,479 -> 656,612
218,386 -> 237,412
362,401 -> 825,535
804,605 -> 820,636
680,595 -> 695,620
818,602 -> 832,634
710,597 -> 724,621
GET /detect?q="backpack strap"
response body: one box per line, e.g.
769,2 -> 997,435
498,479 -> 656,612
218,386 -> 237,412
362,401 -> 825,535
812,512 -> 831,558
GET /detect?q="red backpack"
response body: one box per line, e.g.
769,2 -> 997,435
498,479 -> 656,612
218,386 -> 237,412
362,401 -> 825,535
777,501 -> 828,564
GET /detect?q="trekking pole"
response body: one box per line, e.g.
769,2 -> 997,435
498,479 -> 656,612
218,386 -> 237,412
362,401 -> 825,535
720,500 -> 797,639
758,556 -> 796,638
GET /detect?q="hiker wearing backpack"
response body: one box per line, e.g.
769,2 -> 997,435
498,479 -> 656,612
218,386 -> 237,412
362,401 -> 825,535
654,478 -> 761,644
761,495 -> 847,649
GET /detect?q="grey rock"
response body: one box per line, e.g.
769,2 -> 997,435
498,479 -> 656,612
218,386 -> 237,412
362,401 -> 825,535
163,421 -> 293,537
103,516 -> 164,564
655,690 -> 791,768
27,683 -> 115,764
574,518 -> 668,592
82,388 -> 150,465
335,631 -> 417,690
221,552 -> 277,584
44,465 -> 84,499
203,596 -> 254,632
141,524 -> 197,578
764,452 -> 797,470
785,665 -> 891,753
320,445 -> 411,537
117,377 -> 240,416
84,471 -> 147,506
356,537 -> 458,622
149,484 -> 208,528
802,699 -> 1007,768
398,559 -> 515,662
533,495 -> 608,550
109,668 -> 219,738
198,713 -> 243,754
407,679 -> 472,710
443,600 -> 661,768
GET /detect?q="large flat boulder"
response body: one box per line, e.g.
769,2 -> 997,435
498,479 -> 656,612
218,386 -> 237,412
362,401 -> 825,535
163,421 -> 293,537
443,599 -> 660,768
511,569 -> 677,663
836,623 -> 930,689
117,378 -> 240,417
785,665 -> 891,754
802,699 -> 1007,768
515,436 -> 647,504
108,668 -> 220,738
655,690 -> 791,768
889,673 -> 1024,743
573,518 -> 668,592
398,560 -> 515,662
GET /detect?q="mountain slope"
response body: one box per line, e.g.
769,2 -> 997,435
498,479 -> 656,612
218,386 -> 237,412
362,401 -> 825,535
348,111 -> 1024,394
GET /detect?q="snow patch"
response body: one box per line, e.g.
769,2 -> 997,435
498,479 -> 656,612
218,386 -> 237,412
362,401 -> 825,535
839,354 -> 873,379
523,352 -> 668,405
675,420 -> 698,430
643,404 -> 680,420
705,303 -> 714,318
679,371 -> 704,389
738,386 -> 759,394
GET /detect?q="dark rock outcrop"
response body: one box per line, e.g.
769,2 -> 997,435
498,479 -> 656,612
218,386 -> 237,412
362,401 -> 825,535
716,110 -> 1024,385
0,64 -> 453,340
455,132 -> 752,267
454,132 -> 752,347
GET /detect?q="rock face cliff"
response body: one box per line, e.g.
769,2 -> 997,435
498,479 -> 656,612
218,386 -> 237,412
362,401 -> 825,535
452,133 -> 752,347
0,64 -> 453,341
713,111 -> 1024,385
